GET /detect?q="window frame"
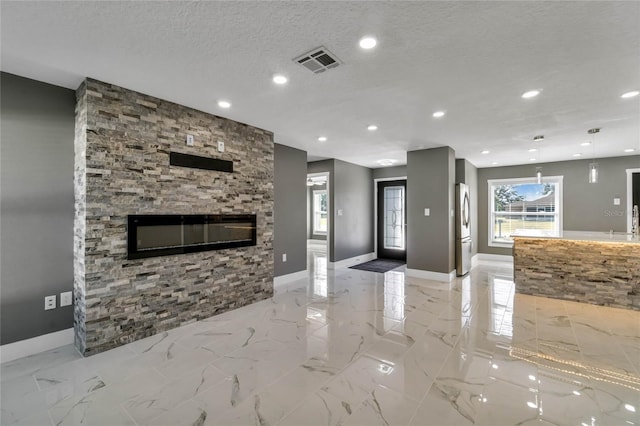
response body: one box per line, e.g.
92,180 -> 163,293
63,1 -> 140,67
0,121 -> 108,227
487,176 -> 563,248
312,190 -> 328,235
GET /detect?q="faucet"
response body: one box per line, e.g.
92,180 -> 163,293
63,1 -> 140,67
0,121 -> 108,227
633,205 -> 639,237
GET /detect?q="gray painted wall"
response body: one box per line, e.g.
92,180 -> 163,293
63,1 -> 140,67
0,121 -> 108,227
407,147 -> 456,273
1,73 -> 76,344
307,182 -> 327,240
333,160 -> 374,262
274,144 -> 308,276
455,159 -> 479,256
478,155 -> 640,255
372,165 -> 407,180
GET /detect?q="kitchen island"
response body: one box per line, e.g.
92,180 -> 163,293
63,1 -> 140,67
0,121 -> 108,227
513,231 -> 640,311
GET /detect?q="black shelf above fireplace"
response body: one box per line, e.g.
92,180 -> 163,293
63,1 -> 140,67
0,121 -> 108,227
127,214 -> 257,259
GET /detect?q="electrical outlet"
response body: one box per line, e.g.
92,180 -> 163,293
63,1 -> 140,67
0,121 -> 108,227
44,295 -> 56,310
60,291 -> 73,307
424,208 -> 430,216
282,253 -> 287,262
217,140 -> 225,152
186,134 -> 195,146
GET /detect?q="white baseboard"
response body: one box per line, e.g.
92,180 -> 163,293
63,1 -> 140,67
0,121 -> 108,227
328,252 -> 376,269
274,270 -> 308,287
406,268 -> 457,282
1,328 -> 75,364
471,254 -> 479,269
476,253 -> 514,264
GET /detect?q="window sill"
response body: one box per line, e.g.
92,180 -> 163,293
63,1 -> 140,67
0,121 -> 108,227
488,241 -> 513,249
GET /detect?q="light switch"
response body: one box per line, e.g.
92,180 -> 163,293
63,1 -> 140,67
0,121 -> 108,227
424,208 -> 430,216
217,140 -> 225,152
337,209 -> 343,216
614,197 -> 621,206
186,134 -> 194,146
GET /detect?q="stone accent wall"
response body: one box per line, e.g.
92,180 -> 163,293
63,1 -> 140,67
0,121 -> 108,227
73,82 -> 89,352
513,237 -> 640,311
74,79 -> 274,356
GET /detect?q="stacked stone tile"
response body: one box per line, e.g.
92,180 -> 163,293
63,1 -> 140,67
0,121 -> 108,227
74,79 -> 274,355
513,237 -> 640,311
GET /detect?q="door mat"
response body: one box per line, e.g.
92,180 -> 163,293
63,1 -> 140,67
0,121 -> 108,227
349,258 -> 406,273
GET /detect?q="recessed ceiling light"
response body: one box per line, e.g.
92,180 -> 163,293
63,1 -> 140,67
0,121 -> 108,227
367,125 -> 378,131
377,159 -> 396,166
621,90 -> 639,99
272,74 -> 288,85
580,141 -> 592,146
573,153 -> 582,157
529,158 -> 537,161
318,136 -> 327,142
624,148 -> 636,153
359,37 -> 377,49
432,111 -> 445,118
217,100 -> 231,108
528,148 -> 538,153
533,135 -> 544,141
491,162 -> 499,165
481,150 -> 490,154
522,90 -> 541,99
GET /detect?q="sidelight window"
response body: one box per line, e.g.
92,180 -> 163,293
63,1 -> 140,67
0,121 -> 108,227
384,186 -> 405,250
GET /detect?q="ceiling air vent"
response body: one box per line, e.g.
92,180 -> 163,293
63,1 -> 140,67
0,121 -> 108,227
293,46 -> 342,74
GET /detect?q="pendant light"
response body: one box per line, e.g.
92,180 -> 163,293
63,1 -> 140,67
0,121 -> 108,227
588,128 -> 600,183
533,135 -> 543,183
588,163 -> 598,183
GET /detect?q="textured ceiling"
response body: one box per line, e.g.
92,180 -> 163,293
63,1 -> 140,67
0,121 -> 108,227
1,1 -> 639,168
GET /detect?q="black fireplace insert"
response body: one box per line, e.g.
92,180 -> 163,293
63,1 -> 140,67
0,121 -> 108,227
127,214 -> 257,259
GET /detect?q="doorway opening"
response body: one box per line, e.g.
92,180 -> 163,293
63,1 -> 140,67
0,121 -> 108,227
374,178 -> 407,263
627,168 -> 640,233
307,172 -> 330,275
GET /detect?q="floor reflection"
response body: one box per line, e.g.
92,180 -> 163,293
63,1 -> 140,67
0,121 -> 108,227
488,274 -> 514,338
308,239 -> 328,297
384,270 -> 405,321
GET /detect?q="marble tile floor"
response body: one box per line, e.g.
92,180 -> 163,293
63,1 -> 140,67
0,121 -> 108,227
1,258 -> 639,426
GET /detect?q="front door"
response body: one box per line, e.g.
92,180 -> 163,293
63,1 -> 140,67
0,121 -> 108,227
377,180 -> 407,261
633,172 -> 640,208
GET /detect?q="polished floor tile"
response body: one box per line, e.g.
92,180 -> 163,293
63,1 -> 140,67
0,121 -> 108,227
2,243 -> 639,426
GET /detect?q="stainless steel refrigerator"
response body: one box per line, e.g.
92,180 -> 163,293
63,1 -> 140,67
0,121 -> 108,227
455,183 -> 472,276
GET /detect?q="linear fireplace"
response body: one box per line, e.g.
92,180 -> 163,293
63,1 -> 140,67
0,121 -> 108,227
128,214 -> 257,259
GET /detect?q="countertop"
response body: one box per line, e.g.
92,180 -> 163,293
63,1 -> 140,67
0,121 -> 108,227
512,230 -> 640,244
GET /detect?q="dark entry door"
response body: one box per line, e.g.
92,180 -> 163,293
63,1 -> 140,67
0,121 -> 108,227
377,180 -> 407,261
633,173 -> 640,208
